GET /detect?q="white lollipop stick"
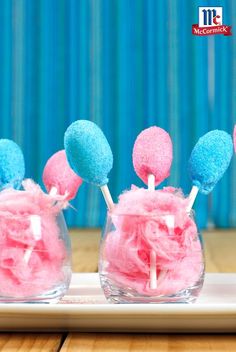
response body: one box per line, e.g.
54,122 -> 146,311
163,214 -> 175,236
100,184 -> 114,211
49,186 -> 58,196
147,174 -> 157,290
148,175 -> 174,231
24,215 -> 42,263
24,186 -> 58,264
147,175 -> 175,289
186,185 -> 199,213
147,174 -> 155,191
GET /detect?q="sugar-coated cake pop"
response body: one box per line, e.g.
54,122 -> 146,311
64,120 -> 114,209
234,125 -> 236,153
64,120 -> 113,186
187,130 -> 233,211
0,139 -> 25,191
132,126 -> 173,187
189,130 -> 233,194
43,150 -> 83,200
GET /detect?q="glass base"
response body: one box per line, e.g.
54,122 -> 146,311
0,283 -> 69,304
100,273 -> 205,304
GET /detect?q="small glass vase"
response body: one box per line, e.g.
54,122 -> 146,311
0,211 -> 71,303
99,211 -> 205,304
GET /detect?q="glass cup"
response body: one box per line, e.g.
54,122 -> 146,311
0,211 -> 71,303
99,211 -> 205,303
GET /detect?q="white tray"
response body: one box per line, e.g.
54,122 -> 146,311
0,273 -> 236,332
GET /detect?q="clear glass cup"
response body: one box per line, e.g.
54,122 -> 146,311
99,212 -> 205,303
0,211 -> 71,303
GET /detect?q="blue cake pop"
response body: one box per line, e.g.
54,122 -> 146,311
187,130 -> 233,211
189,130 -> 233,194
0,139 -> 25,191
64,120 -> 114,209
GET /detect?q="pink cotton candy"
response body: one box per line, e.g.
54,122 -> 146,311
0,179 -> 70,298
132,127 -> 173,186
234,125 -> 236,153
102,187 -> 204,296
43,150 -> 83,200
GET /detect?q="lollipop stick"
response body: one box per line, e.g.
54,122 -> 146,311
148,174 -> 155,191
163,214 -> 175,236
100,185 -> 114,211
49,186 -> 58,196
147,174 -> 157,289
186,185 -> 199,212
149,175 -> 175,232
24,215 -> 42,263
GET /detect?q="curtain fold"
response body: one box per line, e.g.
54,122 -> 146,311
0,0 -> 235,228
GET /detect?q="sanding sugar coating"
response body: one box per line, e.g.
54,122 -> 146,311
0,139 -> 25,191
43,150 -> 83,200
0,179 -> 71,302
132,127 -> 173,186
188,130 -> 233,195
64,120 -> 113,186
99,187 -> 205,303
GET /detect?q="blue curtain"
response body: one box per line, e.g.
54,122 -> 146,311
0,0 -> 235,229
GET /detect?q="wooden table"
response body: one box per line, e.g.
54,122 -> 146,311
0,228 -> 236,351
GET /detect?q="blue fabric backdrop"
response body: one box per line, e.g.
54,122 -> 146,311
0,0 -> 235,229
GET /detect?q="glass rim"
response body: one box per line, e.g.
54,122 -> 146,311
107,211 -> 192,218
0,212 -> 61,220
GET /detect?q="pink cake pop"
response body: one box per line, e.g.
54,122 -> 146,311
132,126 -> 173,187
23,150 -> 82,265
43,150 -> 83,200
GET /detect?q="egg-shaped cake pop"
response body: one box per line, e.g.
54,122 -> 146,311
132,126 -> 173,187
43,150 -> 83,200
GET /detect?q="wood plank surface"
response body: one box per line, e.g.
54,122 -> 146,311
0,333 -> 63,352
60,333 -> 236,352
203,229 -> 236,272
70,228 -> 100,273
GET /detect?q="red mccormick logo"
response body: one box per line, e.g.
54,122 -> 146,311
192,7 -> 232,36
